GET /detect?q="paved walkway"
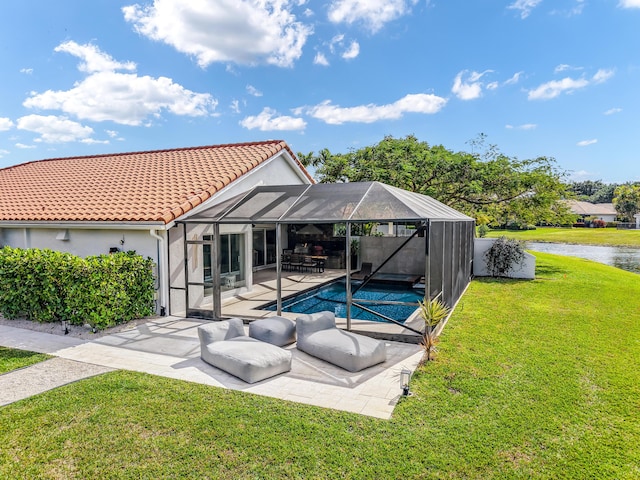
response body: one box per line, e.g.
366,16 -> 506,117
0,317 -> 423,419
0,358 -> 113,406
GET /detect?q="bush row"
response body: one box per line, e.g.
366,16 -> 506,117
0,247 -> 155,330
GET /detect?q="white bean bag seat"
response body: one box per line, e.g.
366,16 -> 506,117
296,311 -> 387,372
249,316 -> 296,346
198,318 -> 292,384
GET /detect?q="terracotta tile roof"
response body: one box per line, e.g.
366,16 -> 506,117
0,140 -> 312,225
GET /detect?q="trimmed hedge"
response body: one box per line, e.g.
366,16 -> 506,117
0,247 -> 155,330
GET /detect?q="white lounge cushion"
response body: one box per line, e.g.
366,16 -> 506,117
296,311 -> 387,372
198,318 -> 292,383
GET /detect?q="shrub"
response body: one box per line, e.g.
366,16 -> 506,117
484,236 -> 525,277
0,247 -> 155,329
418,293 -> 451,362
477,224 -> 489,238
592,219 -> 606,228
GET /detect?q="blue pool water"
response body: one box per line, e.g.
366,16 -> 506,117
264,280 -> 424,323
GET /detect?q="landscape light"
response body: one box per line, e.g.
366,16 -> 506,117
400,369 -> 412,396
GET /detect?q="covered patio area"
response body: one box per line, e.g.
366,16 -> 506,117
171,181 -> 474,339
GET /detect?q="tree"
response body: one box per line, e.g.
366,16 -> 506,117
300,135 -> 573,227
613,184 -> 640,221
568,180 -> 617,203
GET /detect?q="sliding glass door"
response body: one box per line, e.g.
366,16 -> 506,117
204,233 -> 245,291
252,228 -> 276,270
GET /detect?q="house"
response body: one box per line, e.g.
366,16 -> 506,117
565,200 -> 617,223
0,140 -> 313,316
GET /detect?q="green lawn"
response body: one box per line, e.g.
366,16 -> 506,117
0,347 -> 50,374
1,253 -> 639,478
486,226 -> 640,247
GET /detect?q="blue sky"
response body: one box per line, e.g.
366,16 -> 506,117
0,0 -> 638,183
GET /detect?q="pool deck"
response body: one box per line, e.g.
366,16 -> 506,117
217,268 -> 424,342
0,318 -> 423,419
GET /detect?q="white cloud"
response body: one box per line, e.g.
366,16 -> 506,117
20,68 -> 33,75
619,0 -> 640,8
527,69 -> 613,100
577,139 -> 597,146
452,70 -> 493,100
314,52 -> 329,66
304,93 -> 447,124
240,107 -> 306,131
0,118 -> 13,131
55,41 -> 136,73
230,100 -> 241,114
23,41 -> 217,126
504,72 -> 523,85
551,0 -> 585,16
246,85 -> 263,97
15,143 -> 36,149
506,123 -> 537,130
328,0 -> 418,32
16,115 -> 94,143
593,68 -> 614,83
0,149 -> 9,158
507,0 -> 543,19
106,130 -> 119,138
123,0 -> 312,68
554,64 -> 581,73
528,77 -> 589,100
342,41 -> 360,59
604,107 -> 622,115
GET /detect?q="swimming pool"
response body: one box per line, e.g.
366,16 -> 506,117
263,280 -> 424,323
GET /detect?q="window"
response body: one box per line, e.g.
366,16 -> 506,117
203,233 -> 245,291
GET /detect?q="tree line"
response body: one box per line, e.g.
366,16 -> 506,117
297,135 -> 640,227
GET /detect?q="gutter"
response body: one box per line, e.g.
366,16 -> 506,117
0,220 -> 166,230
149,229 -> 168,316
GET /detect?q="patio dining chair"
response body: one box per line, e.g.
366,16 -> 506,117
289,254 -> 303,272
281,252 -> 292,271
302,256 -> 317,273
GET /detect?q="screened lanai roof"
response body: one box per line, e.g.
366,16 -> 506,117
183,181 -> 473,224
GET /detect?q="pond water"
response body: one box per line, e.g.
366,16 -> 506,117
527,242 -> 640,274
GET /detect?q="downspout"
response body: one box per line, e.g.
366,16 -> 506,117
150,229 -> 168,316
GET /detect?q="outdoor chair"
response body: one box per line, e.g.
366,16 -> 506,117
289,254 -> 303,272
281,253 -> 292,271
295,311 -> 387,372
302,256 -> 317,273
351,262 -> 372,281
198,318 -> 292,383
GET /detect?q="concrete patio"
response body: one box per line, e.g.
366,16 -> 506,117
0,316 -> 423,419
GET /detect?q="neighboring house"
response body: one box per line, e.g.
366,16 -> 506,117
0,140 -> 313,316
635,213 -> 640,229
565,200 -> 617,223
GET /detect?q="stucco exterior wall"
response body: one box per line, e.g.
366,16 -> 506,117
473,238 -> 535,279
1,227 -> 157,259
360,236 -> 425,276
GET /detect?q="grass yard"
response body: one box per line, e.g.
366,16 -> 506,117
486,226 -> 640,247
0,347 -> 50,374
1,253 -> 639,478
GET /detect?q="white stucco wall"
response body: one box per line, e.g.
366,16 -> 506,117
1,227 -> 158,259
473,238 -> 536,279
